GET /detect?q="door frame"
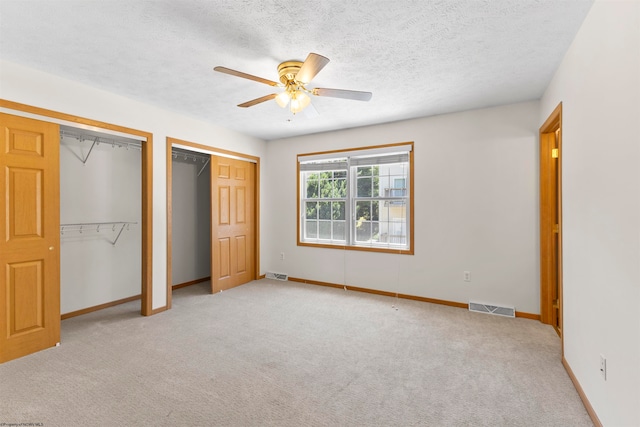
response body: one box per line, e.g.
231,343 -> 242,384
166,137 -> 260,309
539,102 -> 563,340
0,99 -> 154,316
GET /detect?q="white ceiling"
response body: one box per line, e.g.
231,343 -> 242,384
0,0 -> 593,141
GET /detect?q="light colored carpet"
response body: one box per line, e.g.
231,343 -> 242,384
0,279 -> 592,426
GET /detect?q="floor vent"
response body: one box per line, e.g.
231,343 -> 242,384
469,301 -> 515,318
265,272 -> 288,281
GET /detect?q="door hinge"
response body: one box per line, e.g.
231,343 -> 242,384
553,224 -> 559,233
551,148 -> 559,158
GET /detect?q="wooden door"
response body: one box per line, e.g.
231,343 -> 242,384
0,113 -> 60,363
211,156 -> 255,292
540,104 -> 562,338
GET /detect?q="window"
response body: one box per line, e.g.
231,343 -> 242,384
298,143 -> 413,254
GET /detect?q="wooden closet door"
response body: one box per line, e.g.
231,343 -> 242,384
210,156 -> 255,292
0,113 -> 60,363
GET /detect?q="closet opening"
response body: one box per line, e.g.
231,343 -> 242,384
1,101 -> 154,363
166,137 -> 260,308
0,99 -> 153,318
59,125 -> 144,319
169,147 -> 212,296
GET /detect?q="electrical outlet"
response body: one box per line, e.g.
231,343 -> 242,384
463,271 -> 471,282
600,355 -> 607,380
280,252 -> 285,260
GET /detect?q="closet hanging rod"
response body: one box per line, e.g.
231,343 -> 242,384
60,221 -> 137,245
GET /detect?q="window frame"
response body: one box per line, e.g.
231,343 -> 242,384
297,142 -> 414,255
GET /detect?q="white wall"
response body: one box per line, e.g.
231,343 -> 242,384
0,60 -> 267,310
60,133 -> 141,313
171,159 -> 211,284
540,0 -> 640,425
264,101 -> 541,314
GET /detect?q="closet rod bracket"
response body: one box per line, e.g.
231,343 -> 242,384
112,223 -> 129,245
81,137 -> 99,164
197,158 -> 211,177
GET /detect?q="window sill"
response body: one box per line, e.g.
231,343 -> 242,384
297,240 -> 413,255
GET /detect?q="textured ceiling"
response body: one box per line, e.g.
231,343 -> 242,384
0,0 -> 593,141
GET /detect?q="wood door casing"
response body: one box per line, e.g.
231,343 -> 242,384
0,113 -> 60,363
0,99 -> 153,317
211,156 -> 255,292
540,103 -> 562,338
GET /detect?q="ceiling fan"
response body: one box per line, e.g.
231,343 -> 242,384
214,53 -> 372,115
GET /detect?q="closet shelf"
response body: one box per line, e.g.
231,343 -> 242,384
60,127 -> 142,164
60,222 -> 137,245
171,149 -> 210,177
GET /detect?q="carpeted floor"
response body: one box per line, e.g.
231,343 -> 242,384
0,279 -> 592,426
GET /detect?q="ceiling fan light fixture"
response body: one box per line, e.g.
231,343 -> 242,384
275,91 -> 290,108
290,97 -> 301,114
290,91 -> 311,114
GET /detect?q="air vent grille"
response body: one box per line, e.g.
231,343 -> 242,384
469,301 -> 515,318
266,272 -> 288,281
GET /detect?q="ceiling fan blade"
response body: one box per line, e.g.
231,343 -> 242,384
214,66 -> 279,87
303,101 -> 319,118
237,94 -> 277,108
313,88 -> 373,102
295,53 -> 330,84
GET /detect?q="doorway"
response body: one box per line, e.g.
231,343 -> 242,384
540,103 -> 563,338
166,137 -> 260,308
59,126 -> 142,317
0,103 -> 153,363
170,147 -> 212,292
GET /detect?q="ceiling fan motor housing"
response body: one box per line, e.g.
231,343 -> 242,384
277,61 -> 303,85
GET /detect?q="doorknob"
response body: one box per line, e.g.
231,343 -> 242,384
49,246 -> 54,251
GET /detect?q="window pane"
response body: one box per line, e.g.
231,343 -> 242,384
388,200 -> 406,218
355,201 -> 371,220
371,200 -> 379,221
334,170 -> 346,179
357,166 -> 372,177
333,221 -> 345,241
319,221 -> 331,239
319,202 -> 331,220
356,221 -> 371,242
306,202 -> 317,220
306,220 -> 317,239
306,176 -> 318,198
332,201 -> 345,220
371,222 -> 380,242
379,175 -> 391,191
319,179 -> 331,198
357,177 -> 372,197
383,200 -> 407,244
333,178 -> 346,198
372,166 -> 380,196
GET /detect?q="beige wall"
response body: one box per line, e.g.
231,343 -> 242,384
540,0 -> 640,424
264,101 -> 541,314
